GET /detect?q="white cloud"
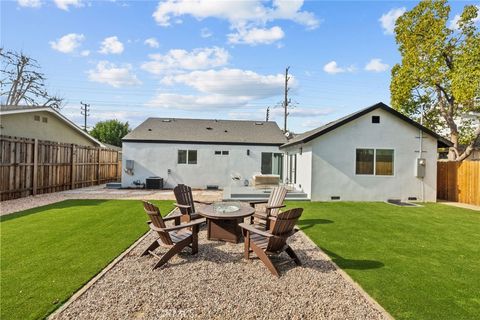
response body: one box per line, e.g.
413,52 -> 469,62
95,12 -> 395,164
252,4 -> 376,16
323,61 -> 356,74
153,0 -> 319,29
228,26 -> 284,45
153,0 -> 318,46
379,7 -> 406,35
147,68 -> 293,110
87,61 -> 141,88
99,36 -> 124,55
54,0 -> 83,11
80,50 -> 90,57
449,6 -> 480,30
201,27 -> 213,38
141,47 -> 229,74
365,58 -> 389,72
161,68 -> 292,99
144,37 -> 160,48
18,0 -> 41,8
50,33 -> 85,53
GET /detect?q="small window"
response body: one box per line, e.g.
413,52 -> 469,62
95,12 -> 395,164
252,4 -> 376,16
375,149 -> 394,175
42,117 -> 48,123
214,151 -> 221,155
372,116 -> 380,123
222,151 -> 229,155
188,150 -> 197,164
356,149 -> 374,175
34,115 -> 40,121
178,150 -> 187,164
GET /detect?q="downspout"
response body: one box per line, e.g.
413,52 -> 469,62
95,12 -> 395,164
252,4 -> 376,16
420,105 -> 425,202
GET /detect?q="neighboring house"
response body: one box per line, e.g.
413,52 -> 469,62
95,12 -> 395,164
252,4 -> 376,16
122,102 -> 451,202
0,105 -> 103,147
281,102 -> 451,202
121,118 -> 287,189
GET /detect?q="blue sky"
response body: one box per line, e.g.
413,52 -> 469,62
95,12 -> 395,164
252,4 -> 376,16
2,0 -> 476,132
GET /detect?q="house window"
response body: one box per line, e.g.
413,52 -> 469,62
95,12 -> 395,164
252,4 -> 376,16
178,150 -> 197,164
356,149 -> 374,175
188,150 -> 197,164
34,115 -> 40,121
261,152 -> 283,179
42,117 -> 48,123
375,149 -> 394,175
222,151 -> 229,155
372,116 -> 380,123
215,150 -> 229,155
178,150 -> 187,164
356,149 -> 394,176
288,154 -> 297,184
214,151 -> 221,155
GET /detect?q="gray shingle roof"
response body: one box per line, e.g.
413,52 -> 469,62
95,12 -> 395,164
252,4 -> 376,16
123,118 -> 287,145
281,102 -> 452,148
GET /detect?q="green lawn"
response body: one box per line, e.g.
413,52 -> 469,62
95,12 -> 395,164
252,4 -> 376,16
0,199 -> 174,320
285,202 -> 480,320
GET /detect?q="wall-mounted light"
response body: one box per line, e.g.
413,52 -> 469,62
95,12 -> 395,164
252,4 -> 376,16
247,149 -> 250,156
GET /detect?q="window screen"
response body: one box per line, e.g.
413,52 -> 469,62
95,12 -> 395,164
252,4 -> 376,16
375,149 -> 394,175
188,150 -> 197,164
178,150 -> 187,164
356,149 -> 374,174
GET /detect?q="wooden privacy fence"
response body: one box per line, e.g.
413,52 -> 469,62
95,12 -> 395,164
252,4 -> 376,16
437,161 -> 480,206
0,135 -> 121,201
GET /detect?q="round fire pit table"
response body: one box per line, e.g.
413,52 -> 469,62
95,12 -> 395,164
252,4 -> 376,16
198,202 -> 254,243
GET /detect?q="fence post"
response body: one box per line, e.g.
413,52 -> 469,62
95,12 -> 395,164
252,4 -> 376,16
32,139 -> 38,196
71,144 -> 76,189
97,148 -> 101,185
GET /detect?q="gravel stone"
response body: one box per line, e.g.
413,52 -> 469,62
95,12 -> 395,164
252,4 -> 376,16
51,229 -> 389,320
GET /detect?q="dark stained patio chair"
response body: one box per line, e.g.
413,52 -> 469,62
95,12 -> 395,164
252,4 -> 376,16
141,201 -> 205,269
240,207 -> 303,277
173,184 -> 212,224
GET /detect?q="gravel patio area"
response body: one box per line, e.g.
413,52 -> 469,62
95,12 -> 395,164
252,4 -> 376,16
50,228 -> 390,320
0,185 -> 222,216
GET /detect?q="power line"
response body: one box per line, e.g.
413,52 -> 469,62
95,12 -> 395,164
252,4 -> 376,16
80,101 -> 90,132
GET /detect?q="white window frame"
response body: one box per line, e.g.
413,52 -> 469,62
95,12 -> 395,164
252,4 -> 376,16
178,149 -> 197,165
355,148 -> 395,177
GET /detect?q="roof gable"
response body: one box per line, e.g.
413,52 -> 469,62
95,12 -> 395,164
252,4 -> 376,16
281,102 -> 452,149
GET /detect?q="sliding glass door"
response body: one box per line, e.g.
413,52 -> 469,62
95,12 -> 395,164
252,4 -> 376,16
261,152 -> 283,179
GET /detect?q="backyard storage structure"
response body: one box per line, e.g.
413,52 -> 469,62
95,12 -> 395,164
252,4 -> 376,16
121,118 -> 287,189
281,103 -> 452,202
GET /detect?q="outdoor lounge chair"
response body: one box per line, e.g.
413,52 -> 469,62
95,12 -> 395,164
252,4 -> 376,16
173,184 -> 212,224
249,186 -> 287,230
141,201 -> 205,269
240,208 -> 303,277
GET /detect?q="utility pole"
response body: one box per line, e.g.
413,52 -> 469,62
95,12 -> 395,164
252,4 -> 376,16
266,107 -> 270,121
80,101 -> 90,132
283,66 -> 291,133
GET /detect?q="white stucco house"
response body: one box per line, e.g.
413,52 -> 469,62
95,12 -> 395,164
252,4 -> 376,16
281,102 -> 451,202
122,102 -> 451,202
121,118 -> 287,189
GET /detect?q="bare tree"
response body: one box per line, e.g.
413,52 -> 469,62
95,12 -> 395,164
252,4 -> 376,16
0,48 -> 63,108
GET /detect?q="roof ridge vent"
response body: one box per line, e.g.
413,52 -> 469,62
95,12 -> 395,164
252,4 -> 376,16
255,122 -> 264,125
162,119 -> 171,122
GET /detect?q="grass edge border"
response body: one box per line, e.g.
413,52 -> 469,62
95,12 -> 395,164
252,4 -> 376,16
298,230 -> 395,320
46,229 -> 151,319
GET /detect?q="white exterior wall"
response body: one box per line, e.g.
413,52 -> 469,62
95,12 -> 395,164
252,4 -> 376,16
121,142 -> 281,189
283,145 -> 312,198
308,108 -> 438,201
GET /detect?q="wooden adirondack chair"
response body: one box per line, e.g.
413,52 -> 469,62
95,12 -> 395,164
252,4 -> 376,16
141,201 -> 205,269
249,186 -> 287,230
240,208 -> 303,277
173,184 -> 212,224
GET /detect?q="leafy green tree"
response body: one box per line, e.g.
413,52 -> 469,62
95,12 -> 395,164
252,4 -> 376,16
90,119 -> 130,147
391,0 -> 479,161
